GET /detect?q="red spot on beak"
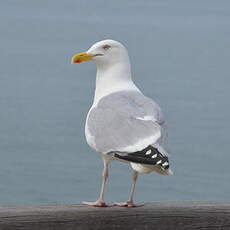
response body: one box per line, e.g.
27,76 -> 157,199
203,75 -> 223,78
76,59 -> 81,63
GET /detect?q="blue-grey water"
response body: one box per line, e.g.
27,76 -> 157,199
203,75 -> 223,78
0,0 -> 230,205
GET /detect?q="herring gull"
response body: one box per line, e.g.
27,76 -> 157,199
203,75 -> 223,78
71,39 -> 173,207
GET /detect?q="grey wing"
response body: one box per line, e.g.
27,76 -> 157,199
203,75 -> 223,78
86,91 -> 168,155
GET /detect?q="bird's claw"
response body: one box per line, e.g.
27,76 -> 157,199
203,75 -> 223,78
113,201 -> 144,208
82,200 -> 109,207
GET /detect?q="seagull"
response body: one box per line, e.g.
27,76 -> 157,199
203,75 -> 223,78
71,40 -> 173,207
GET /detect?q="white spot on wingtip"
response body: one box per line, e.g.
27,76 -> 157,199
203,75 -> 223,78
151,154 -> 157,158
162,162 -> 169,166
157,160 -> 162,164
145,150 -> 151,155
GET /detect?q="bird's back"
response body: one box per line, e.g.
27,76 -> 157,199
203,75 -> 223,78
85,90 -> 168,155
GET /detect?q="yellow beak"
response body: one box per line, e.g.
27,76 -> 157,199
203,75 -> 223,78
71,52 -> 103,64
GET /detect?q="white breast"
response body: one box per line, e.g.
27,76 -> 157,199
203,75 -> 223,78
85,107 -> 97,151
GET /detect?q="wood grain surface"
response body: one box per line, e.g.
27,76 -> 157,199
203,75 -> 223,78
0,201 -> 230,230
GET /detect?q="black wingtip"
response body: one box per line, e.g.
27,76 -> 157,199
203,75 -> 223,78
114,145 -> 170,170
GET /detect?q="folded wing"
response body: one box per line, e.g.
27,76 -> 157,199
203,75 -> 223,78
86,91 -> 168,156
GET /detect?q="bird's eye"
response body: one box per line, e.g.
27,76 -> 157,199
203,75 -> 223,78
102,44 -> 111,50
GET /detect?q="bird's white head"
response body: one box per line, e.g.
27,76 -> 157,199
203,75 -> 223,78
71,39 -> 138,103
71,39 -> 130,69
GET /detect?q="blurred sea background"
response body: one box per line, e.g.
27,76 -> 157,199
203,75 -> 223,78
0,0 -> 230,205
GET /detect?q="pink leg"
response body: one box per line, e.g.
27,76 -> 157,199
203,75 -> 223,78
82,157 -> 110,207
113,171 -> 143,207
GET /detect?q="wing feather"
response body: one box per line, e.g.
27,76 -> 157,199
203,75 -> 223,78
86,91 -> 168,155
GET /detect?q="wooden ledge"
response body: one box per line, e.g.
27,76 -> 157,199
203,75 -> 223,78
0,201 -> 230,230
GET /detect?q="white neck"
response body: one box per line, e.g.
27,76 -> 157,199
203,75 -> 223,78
93,59 -> 140,105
